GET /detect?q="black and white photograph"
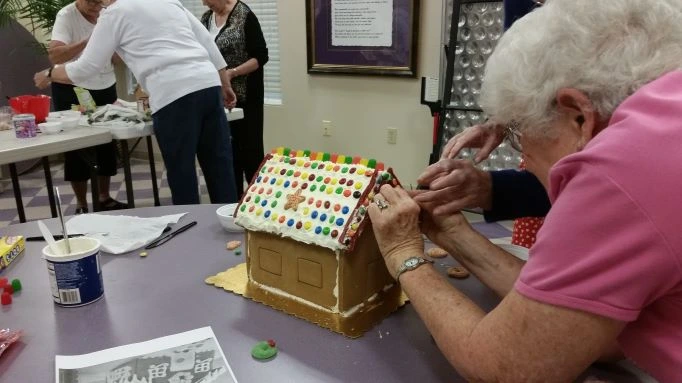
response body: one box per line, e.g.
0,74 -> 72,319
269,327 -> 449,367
56,327 -> 237,383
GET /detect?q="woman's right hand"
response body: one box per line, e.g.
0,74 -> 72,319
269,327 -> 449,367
413,159 -> 493,216
441,121 -> 506,163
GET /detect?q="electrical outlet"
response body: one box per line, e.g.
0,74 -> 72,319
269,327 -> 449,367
387,127 -> 398,144
322,120 -> 333,136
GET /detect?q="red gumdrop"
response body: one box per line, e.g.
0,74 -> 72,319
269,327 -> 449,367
3,285 -> 13,295
0,278 -> 7,288
1,292 -> 11,305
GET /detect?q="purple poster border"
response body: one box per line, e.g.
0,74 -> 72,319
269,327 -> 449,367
306,0 -> 420,77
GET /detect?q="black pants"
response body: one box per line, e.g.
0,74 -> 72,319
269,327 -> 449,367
152,86 -> 238,205
231,101 -> 264,197
51,82 -> 118,181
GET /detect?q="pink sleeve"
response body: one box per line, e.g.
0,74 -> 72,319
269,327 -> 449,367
515,161 -> 678,322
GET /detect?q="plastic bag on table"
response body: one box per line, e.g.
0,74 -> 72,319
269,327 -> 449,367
0,328 -> 23,357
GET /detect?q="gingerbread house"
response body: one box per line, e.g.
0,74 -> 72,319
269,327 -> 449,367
232,147 -> 405,337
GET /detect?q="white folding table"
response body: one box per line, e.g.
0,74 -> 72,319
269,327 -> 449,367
0,127 -> 113,222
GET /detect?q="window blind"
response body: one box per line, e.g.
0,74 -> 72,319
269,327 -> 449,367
181,0 -> 282,104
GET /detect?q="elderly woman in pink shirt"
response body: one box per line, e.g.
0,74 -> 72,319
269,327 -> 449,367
368,0 -> 682,381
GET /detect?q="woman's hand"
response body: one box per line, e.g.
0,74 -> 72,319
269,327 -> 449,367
34,69 -> 51,89
223,86 -> 237,110
219,68 -> 238,110
441,121 -> 505,163
368,185 -> 425,278
419,207 -> 473,249
413,159 -> 493,215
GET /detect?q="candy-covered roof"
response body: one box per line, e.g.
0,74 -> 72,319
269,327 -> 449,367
233,147 -> 399,252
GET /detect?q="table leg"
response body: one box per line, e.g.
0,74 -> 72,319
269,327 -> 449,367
119,139 -> 135,208
78,148 -> 101,212
146,136 -> 160,206
42,157 -> 57,218
8,163 -> 26,223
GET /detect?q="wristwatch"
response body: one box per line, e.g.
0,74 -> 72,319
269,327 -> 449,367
46,66 -> 54,78
395,256 -> 433,281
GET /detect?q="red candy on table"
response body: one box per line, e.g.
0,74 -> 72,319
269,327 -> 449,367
267,339 -> 276,347
3,285 -> 13,295
0,278 -> 7,288
1,292 -> 11,305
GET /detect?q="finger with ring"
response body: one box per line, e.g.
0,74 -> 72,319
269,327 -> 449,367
375,198 -> 390,211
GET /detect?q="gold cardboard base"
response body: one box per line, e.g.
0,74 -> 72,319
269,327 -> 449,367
206,263 -> 409,338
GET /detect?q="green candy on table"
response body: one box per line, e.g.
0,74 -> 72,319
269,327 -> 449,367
251,340 -> 278,360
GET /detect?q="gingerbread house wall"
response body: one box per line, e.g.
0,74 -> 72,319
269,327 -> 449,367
337,229 -> 394,311
246,230 -> 394,312
246,231 -> 339,309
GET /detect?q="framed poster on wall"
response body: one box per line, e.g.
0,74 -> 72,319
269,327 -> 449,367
306,0 -> 420,77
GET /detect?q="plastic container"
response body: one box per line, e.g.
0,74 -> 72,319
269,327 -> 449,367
0,106 -> 12,131
12,114 -> 37,138
216,204 -> 243,232
42,237 -> 104,307
60,116 -> 81,130
38,121 -> 63,134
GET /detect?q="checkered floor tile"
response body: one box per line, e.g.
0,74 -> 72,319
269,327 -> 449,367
0,158 -> 212,228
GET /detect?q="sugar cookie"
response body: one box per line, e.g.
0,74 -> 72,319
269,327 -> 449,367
426,247 -> 448,259
447,266 -> 470,279
226,241 -> 242,250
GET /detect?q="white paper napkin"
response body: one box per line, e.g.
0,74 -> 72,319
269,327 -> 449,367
66,213 -> 187,254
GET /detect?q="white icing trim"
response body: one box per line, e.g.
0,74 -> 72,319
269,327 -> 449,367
252,280 -> 338,313
340,301 -> 365,318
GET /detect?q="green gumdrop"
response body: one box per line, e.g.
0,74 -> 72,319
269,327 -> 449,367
10,279 -> 21,292
251,341 -> 278,360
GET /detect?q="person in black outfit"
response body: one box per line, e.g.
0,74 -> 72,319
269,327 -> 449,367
48,0 -> 127,214
201,0 -> 269,198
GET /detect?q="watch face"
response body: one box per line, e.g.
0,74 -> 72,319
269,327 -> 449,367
405,258 -> 419,267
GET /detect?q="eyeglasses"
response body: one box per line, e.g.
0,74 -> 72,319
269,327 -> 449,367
504,121 -> 523,152
84,0 -> 106,8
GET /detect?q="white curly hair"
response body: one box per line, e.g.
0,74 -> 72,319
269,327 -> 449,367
480,0 -> 682,138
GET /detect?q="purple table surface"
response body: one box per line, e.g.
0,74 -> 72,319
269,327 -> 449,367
0,205 -> 643,382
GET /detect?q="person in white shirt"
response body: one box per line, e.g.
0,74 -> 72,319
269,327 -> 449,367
35,0 -> 239,205
49,0 -> 127,214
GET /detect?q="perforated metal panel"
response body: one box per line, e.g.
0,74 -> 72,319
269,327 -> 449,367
438,1 -> 522,171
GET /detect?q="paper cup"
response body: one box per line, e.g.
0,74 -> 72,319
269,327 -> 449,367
42,237 -> 104,307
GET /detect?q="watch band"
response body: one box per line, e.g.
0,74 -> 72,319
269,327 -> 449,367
395,256 -> 433,281
47,66 -> 54,78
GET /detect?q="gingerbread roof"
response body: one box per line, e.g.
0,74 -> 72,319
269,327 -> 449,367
233,147 -> 400,252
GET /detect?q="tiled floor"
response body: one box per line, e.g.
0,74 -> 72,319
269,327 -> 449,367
0,159 -> 212,228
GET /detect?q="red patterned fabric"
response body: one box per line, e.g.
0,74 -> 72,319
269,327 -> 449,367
511,159 -> 545,248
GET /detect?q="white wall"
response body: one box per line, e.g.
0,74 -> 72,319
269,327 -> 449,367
264,0 -> 441,183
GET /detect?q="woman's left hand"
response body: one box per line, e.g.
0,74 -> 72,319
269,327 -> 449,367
223,86 -> 237,110
368,185 -> 424,277
33,69 -> 51,89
